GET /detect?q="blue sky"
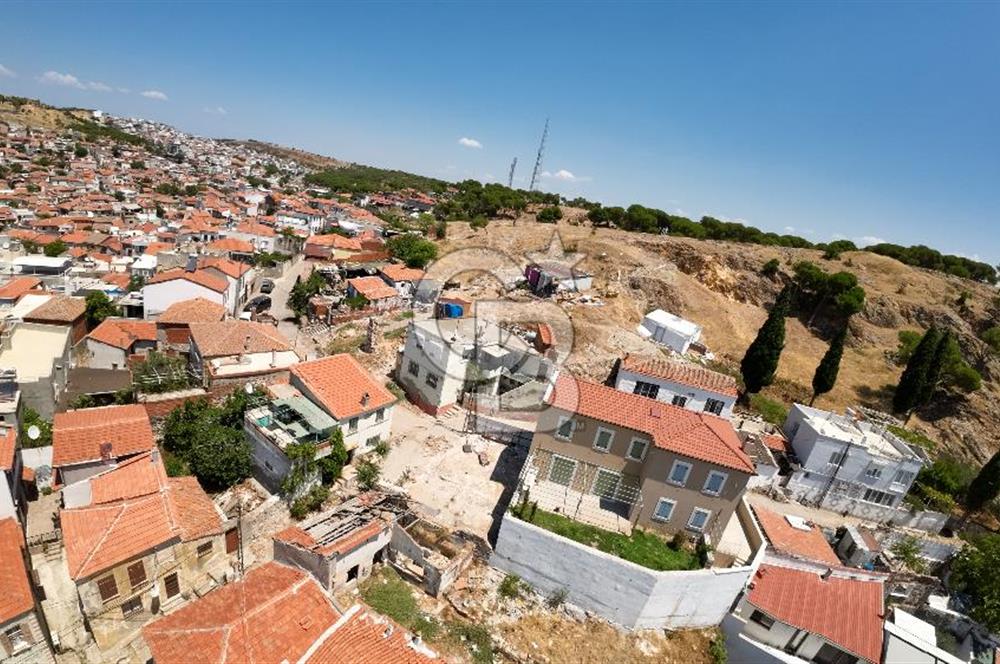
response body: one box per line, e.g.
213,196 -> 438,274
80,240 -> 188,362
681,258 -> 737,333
1,2 -> 998,263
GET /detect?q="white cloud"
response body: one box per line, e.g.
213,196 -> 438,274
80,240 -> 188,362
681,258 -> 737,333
39,70 -> 85,89
0,64 -> 15,78
87,81 -> 112,92
203,106 -> 228,116
458,137 -> 482,149
855,235 -> 886,247
117,87 -> 130,94
141,90 -> 168,101
784,226 -> 796,233
543,169 -> 578,182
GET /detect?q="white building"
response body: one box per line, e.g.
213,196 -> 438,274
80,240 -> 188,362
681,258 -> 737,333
883,608 -> 965,664
142,267 -> 230,319
637,309 -> 702,354
782,404 -> 925,516
614,353 -> 738,418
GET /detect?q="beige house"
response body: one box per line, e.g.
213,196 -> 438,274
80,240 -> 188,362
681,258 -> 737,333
60,452 -> 235,656
526,372 -> 755,539
0,518 -> 54,664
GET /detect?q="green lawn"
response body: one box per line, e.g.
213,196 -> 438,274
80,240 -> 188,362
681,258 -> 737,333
518,508 -> 700,571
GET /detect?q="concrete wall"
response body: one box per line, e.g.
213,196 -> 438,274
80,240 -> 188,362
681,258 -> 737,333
615,368 -> 736,419
142,281 -> 226,319
397,324 -> 466,411
83,339 -> 127,371
245,423 -> 291,494
491,514 -> 756,630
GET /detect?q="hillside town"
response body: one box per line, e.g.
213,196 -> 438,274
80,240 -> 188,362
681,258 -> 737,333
0,101 -> 998,664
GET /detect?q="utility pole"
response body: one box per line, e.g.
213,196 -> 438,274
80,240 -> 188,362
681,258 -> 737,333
528,118 -> 549,192
507,157 -> 517,188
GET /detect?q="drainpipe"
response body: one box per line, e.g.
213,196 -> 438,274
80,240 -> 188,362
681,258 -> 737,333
817,441 -> 851,509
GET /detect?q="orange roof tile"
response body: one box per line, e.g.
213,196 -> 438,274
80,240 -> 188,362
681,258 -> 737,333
198,256 -> 251,280
621,354 -> 739,397
347,276 -> 398,301
52,404 -> 155,467
86,318 -> 157,350
142,562 -> 339,664
304,605 -> 436,664
144,242 -> 175,256
292,354 -> 396,421
761,433 -> 792,454
206,237 -> 254,254
548,373 -> 755,473
233,222 -> 276,237
747,564 -> 884,664
0,276 -> 42,300
380,263 -> 425,283
0,518 -> 34,623
24,295 -> 86,323
157,297 -> 226,324
189,320 -> 291,358
0,426 -> 15,472
306,234 -> 362,251
146,268 -> 228,293
101,272 -> 131,289
752,505 -> 841,566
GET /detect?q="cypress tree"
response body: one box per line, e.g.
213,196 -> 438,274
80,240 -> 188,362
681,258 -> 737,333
892,327 -> 942,416
966,450 -> 1000,517
810,324 -> 848,406
917,330 -> 952,407
740,286 -> 792,398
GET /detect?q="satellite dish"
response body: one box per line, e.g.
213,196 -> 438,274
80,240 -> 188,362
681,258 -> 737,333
26,425 -> 40,441
244,383 -> 254,395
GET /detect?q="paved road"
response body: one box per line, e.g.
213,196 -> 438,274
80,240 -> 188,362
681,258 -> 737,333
251,257 -> 314,356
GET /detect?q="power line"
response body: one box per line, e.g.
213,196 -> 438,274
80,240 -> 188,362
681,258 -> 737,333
528,118 -> 549,192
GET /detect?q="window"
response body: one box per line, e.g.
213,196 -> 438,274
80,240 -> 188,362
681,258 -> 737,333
668,460 -> 692,486
197,541 -> 213,559
864,466 -> 884,479
592,468 -> 621,498
813,643 -> 858,664
555,417 -> 574,440
121,596 -> 143,618
548,456 -> 576,487
863,488 -> 896,506
703,470 -> 728,496
749,610 -> 775,629
425,373 -> 439,389
225,529 -> 239,554
593,427 -> 614,453
652,498 -> 675,522
893,469 -> 915,485
626,438 -> 648,462
828,450 -> 846,465
703,398 -> 725,416
407,360 -> 419,377
687,507 -> 712,532
127,561 -> 146,590
97,575 -> 119,603
671,395 -> 688,407
4,625 -> 29,652
375,408 -> 384,422
163,572 -> 180,599
633,381 -> 660,399
349,417 -> 359,432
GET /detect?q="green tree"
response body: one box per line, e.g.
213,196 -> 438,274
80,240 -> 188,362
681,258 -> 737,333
982,327 -> 1000,355
73,144 -> 88,158
760,258 -> 780,277
386,235 -> 438,268
810,324 -> 847,406
952,534 -> 1000,632
127,275 -> 145,293
282,441 -> 318,496
162,398 -> 213,459
740,286 -> 792,399
889,535 -> 927,576
287,269 -> 326,318
965,450 -> 1000,519
84,291 -> 120,329
356,458 -> 381,491
536,206 -> 562,223
892,327 -> 942,418
43,239 -> 67,257
186,424 -> 252,491
19,407 -> 52,448
917,330 -> 952,406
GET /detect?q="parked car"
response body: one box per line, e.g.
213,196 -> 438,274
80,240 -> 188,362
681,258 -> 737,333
244,295 -> 272,313
260,278 -> 275,294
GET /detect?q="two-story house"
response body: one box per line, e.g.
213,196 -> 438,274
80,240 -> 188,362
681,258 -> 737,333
525,372 -> 755,539
782,404 -> 925,513
60,451 -> 233,655
52,404 -> 156,486
188,320 -> 299,387
0,517 -> 55,664
613,353 -> 738,419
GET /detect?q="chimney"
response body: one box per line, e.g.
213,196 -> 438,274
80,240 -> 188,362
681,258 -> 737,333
244,334 -> 252,352
185,253 -> 198,272
100,442 -> 113,464
361,392 -> 370,407
821,568 -> 833,581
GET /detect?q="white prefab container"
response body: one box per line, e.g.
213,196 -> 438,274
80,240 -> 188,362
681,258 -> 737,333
637,309 -> 702,354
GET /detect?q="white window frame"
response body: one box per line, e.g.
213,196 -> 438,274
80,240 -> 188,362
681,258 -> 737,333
687,507 -> 712,532
893,469 -> 915,486
4,625 -> 28,653
668,460 -> 692,486
702,470 -> 728,496
626,437 -> 649,462
865,466 -> 884,479
633,381 -> 660,399
554,416 -> 574,441
548,454 -> 577,487
591,467 -> 621,498
592,427 -> 615,453
651,497 -> 676,522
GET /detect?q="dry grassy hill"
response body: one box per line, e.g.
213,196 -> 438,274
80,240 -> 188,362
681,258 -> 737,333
443,212 -> 1000,463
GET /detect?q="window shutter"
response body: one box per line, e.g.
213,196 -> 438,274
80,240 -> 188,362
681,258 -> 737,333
97,575 -> 118,602
0,632 -> 10,656
21,623 -> 33,645
128,561 -> 146,589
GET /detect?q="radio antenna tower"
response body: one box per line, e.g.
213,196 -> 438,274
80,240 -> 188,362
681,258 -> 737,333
528,118 -> 549,191
507,157 -> 518,188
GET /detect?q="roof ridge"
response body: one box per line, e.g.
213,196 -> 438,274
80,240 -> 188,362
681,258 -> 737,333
71,501 -> 128,578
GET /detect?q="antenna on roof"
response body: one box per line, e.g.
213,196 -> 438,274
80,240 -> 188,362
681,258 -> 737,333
528,118 -> 549,192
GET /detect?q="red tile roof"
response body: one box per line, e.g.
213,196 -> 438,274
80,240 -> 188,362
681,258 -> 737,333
306,234 -> 362,251
23,295 -> 86,323
101,272 -> 131,289
52,404 -> 155,467
86,318 -> 157,350
304,604 -> 436,664
348,276 -> 398,301
0,426 -> 15,471
142,562 -> 339,664
275,519 -> 387,558
62,452 -> 222,579
761,433 -> 792,454
547,373 -> 754,473
146,268 -> 228,293
752,505 -> 840,566
748,564 -> 884,663
144,242 -> 175,256
189,320 -> 291,358
0,518 -> 34,624
621,354 -> 739,397
198,256 -> 251,280
206,237 -> 254,254
380,263 -> 425,283
157,297 -> 226,324
0,276 -> 42,301
292,354 -> 396,421
233,222 -> 276,237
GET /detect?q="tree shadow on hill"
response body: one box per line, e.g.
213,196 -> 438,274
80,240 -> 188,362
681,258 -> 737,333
854,383 -> 896,411
487,444 -> 528,549
915,392 -> 964,423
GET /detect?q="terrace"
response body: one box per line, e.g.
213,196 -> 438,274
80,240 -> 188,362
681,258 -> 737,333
245,390 -> 335,451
